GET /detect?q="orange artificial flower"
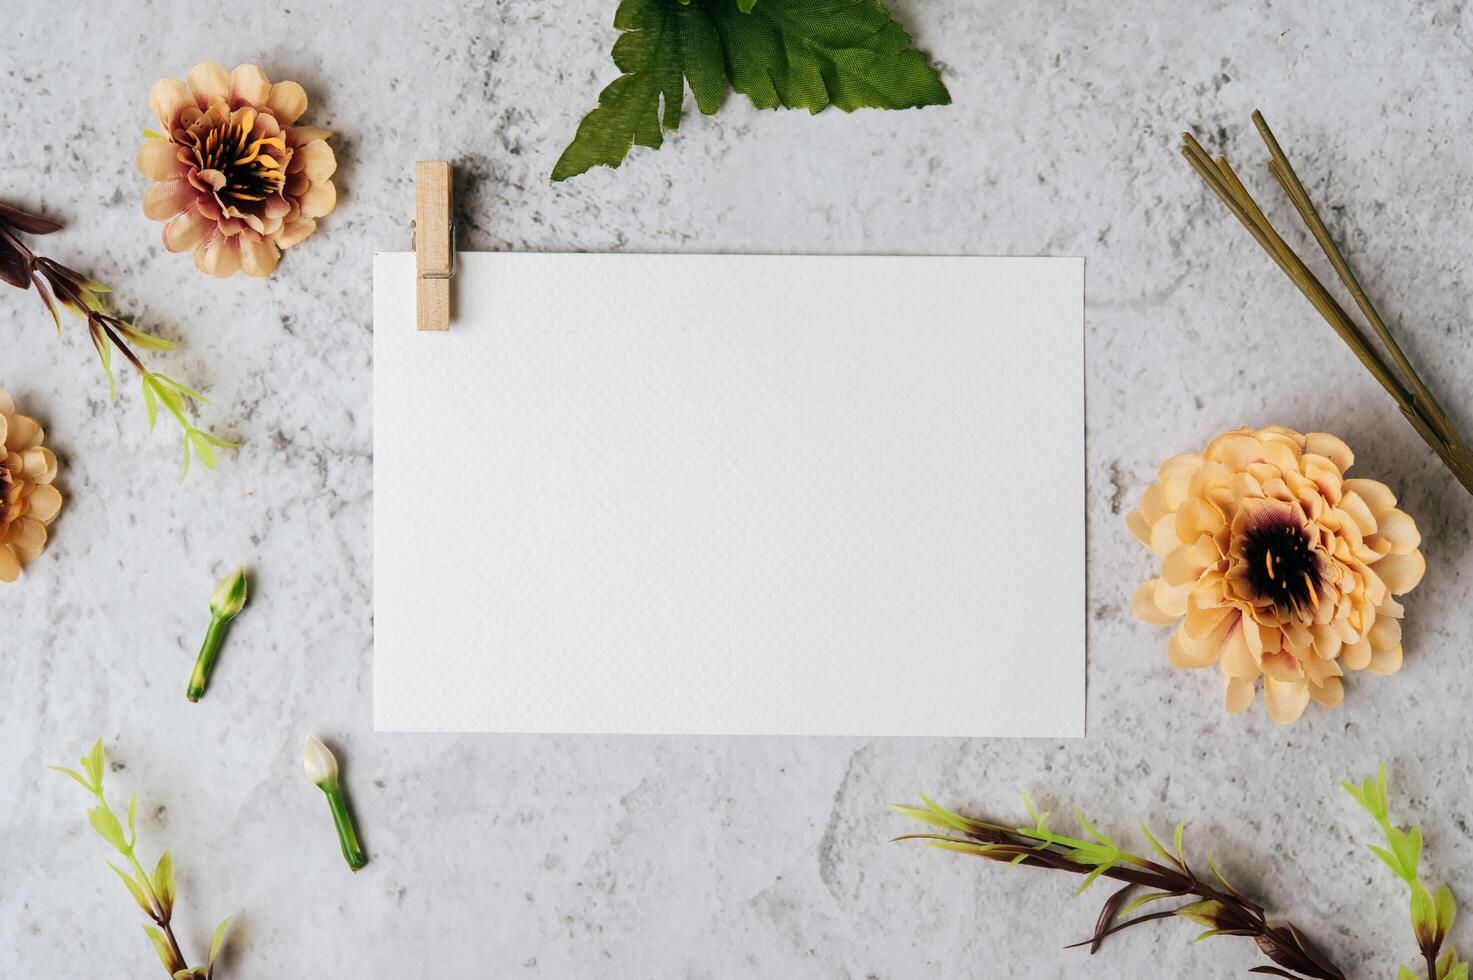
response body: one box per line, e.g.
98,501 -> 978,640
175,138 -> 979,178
1129,426 -> 1425,724
137,62 -> 337,278
0,389 -> 62,582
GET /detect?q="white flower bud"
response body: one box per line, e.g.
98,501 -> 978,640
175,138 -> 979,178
302,735 -> 339,787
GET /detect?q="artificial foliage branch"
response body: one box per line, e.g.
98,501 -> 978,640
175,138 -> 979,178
0,199 -> 235,480
553,0 -> 950,181
895,768 -> 1467,978
892,793 -> 1344,978
51,740 -> 233,979
1180,112 -> 1473,498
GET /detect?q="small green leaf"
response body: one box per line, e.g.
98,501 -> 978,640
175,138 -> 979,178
190,430 -> 219,470
143,128 -> 165,140
208,915 -> 232,972
127,793 -> 137,847
143,924 -> 183,973
1368,843 -> 1404,879
1122,890 -> 1180,916
1071,862 -> 1111,897
48,765 -> 94,793
1175,899 -> 1229,930
1436,884 -> 1457,936
142,377 -> 159,430
154,852 -> 176,918
1172,822 -> 1187,867
82,740 -> 105,788
1413,884 -> 1437,946
736,0 -> 759,9
1139,822 -> 1175,867
1399,965 -> 1420,980
87,806 -> 127,852
106,862 -> 154,916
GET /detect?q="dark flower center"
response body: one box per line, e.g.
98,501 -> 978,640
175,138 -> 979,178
1241,517 -> 1322,617
190,119 -> 286,205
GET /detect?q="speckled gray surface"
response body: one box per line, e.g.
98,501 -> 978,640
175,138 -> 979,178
5,1 -> 1473,977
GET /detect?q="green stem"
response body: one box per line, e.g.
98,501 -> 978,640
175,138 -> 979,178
323,783 -> 367,871
187,616 -> 229,702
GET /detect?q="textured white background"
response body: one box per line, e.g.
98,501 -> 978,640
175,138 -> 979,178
4,1 -> 1473,977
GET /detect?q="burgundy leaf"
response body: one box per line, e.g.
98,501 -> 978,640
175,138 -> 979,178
0,238 -> 29,289
1088,883 -> 1137,954
0,200 -> 64,235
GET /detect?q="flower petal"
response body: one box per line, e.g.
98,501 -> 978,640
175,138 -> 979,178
1126,509 -> 1152,547
1264,676 -> 1310,724
1342,638 -> 1373,671
11,517 -> 46,562
1367,615 -> 1402,651
1343,478 -> 1396,512
296,139 -> 337,183
1305,432 -> 1354,473
230,64 -> 272,106
276,217 -> 317,250
1224,677 -> 1256,714
187,62 -> 230,106
25,484 -> 61,524
297,179 -> 336,218
195,233 -> 241,278
148,77 -> 191,131
1368,645 -> 1403,675
1307,675 -> 1344,708
1374,550 -> 1426,595
265,81 -> 309,124
239,235 -> 280,277
163,207 -> 211,253
4,415 -> 41,452
143,179 -> 197,221
0,545 -> 18,582
1371,509 -> 1421,555
136,140 -> 183,181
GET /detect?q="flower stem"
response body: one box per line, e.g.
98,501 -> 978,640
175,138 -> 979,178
323,783 -> 367,871
187,615 -> 229,702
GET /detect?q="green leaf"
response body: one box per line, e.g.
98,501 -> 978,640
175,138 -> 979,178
554,0 -> 949,180
143,924 -> 183,974
1413,883 -> 1437,946
1122,890 -> 1180,916
189,430 -> 219,470
106,862 -> 154,916
143,128 -> 165,140
48,765 -> 94,793
153,852 -> 176,918
127,793 -> 137,847
142,376 -> 159,430
1173,822 -> 1187,867
709,0 -> 949,113
552,0 -> 698,181
180,432 -> 192,483
208,915 -> 232,973
1175,899 -> 1229,929
1139,822 -> 1175,867
1071,861 -> 1111,897
82,740 -> 105,788
1399,965 -> 1420,980
1437,884 -> 1457,936
1369,843 -> 1405,879
88,806 -> 128,852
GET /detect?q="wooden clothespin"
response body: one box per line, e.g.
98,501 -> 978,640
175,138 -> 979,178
414,161 -> 454,331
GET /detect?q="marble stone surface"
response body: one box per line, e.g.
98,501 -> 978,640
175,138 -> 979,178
5,1 -> 1473,976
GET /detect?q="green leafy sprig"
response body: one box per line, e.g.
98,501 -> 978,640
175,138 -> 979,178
553,0 -> 950,181
0,198 -> 235,480
1343,766 -> 1465,980
51,740 -> 232,979
892,793 -> 1343,979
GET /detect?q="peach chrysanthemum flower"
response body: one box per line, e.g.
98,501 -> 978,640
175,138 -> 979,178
136,62 -> 337,278
0,389 -> 62,583
1128,426 -> 1425,724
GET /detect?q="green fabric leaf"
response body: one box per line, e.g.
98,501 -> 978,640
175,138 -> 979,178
143,924 -> 183,974
88,806 -> 127,852
208,916 -> 232,973
81,740 -> 105,789
153,852 -> 176,919
553,0 -> 948,180
710,0 -> 950,113
106,862 -> 154,917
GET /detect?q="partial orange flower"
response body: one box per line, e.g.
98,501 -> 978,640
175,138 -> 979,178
137,62 -> 337,278
0,389 -> 62,582
1128,426 -> 1425,724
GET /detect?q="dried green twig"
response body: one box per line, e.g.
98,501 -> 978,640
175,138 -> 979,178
51,740 -> 232,979
892,793 -> 1343,979
1180,112 -> 1473,497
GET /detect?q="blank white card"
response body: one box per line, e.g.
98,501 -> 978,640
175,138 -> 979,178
373,253 -> 1084,737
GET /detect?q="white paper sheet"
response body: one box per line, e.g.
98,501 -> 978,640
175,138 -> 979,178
373,253 -> 1084,737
